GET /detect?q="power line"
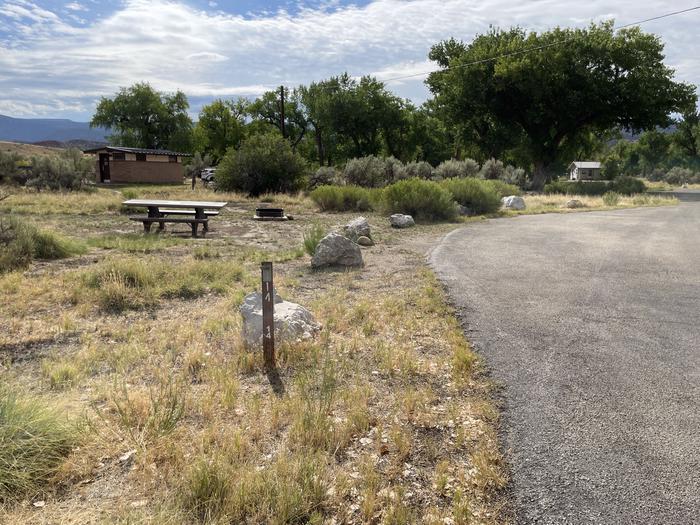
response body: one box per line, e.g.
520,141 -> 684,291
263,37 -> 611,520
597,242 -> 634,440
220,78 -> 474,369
375,5 -> 700,84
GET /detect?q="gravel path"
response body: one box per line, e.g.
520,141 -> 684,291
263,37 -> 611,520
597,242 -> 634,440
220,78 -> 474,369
430,204 -> 700,524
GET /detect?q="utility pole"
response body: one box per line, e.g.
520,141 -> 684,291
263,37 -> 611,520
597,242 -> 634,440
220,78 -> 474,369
280,85 -> 286,139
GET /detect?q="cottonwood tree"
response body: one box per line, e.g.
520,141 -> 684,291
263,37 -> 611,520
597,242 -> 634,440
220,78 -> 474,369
247,88 -> 309,152
192,99 -> 246,163
427,22 -> 696,187
91,82 -> 193,152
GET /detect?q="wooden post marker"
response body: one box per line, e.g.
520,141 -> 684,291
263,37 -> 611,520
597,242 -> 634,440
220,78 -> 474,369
261,261 -> 275,369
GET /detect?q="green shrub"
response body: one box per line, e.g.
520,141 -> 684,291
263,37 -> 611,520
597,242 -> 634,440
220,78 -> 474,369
0,216 -> 84,273
0,150 -> 22,184
478,158 -> 505,180
544,177 -> 645,196
309,185 -> 376,212
0,388 -> 75,502
501,165 -> 528,187
482,179 -> 521,198
308,166 -> 340,190
342,156 -> 402,187
25,149 -> 93,191
382,178 -> 457,221
303,224 -> 326,256
602,191 -> 621,206
434,159 -> 479,179
441,178 -> 502,214
663,167 -> 693,185
611,176 -> 645,195
544,180 -> 610,196
215,134 -> 307,196
403,161 -> 433,180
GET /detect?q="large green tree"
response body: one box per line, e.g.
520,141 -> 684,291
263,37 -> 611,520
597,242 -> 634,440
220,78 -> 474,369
298,74 -> 414,165
247,88 -> 309,151
91,82 -> 193,151
192,99 -> 245,163
427,22 -> 696,187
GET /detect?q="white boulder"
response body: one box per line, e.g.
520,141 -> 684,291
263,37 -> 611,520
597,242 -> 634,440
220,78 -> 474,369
311,232 -> 364,268
501,195 -> 526,210
343,217 -> 371,242
565,199 -> 584,209
240,291 -> 320,348
390,214 -> 415,228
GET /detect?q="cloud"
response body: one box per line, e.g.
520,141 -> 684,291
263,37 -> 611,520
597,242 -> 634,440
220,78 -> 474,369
64,2 -> 87,11
0,0 -> 698,119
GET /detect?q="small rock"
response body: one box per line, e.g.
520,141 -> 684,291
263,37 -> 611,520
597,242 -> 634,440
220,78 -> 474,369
33,501 -> 46,508
240,292 -> 320,348
311,232 -> 364,268
390,214 -> 415,228
564,199 -> 584,209
356,236 -> 374,246
456,204 -> 472,216
501,195 -> 526,210
343,217 -> 371,242
119,449 -> 137,465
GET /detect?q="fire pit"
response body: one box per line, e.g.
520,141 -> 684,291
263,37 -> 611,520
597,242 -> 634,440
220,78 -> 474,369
254,207 -> 291,221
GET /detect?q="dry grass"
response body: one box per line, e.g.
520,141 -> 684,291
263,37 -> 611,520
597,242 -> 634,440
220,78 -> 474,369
0,188 -> 123,215
502,193 -> 678,216
0,141 -> 64,158
0,181 -> 678,523
0,185 -> 508,524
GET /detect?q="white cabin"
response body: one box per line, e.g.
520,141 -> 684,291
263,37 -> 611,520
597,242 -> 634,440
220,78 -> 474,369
568,161 -> 601,181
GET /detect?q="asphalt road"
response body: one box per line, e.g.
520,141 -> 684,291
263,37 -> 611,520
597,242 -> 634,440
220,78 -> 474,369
430,203 -> 700,524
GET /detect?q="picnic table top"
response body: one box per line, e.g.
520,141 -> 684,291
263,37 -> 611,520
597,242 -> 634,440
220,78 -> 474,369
122,199 -> 228,209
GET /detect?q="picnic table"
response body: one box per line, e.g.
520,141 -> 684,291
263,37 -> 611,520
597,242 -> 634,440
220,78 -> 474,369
123,199 -> 227,238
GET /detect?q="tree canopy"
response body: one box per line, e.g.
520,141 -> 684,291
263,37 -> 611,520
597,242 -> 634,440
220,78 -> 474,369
426,22 -> 697,187
91,82 -> 193,151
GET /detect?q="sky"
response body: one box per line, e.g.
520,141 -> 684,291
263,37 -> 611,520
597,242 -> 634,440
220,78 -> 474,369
0,0 -> 698,121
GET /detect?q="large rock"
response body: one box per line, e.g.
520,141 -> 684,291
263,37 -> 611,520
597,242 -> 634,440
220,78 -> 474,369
501,195 -> 526,210
390,214 -> 415,228
311,232 -> 364,268
343,217 -> 371,242
240,291 -> 320,348
565,199 -> 585,209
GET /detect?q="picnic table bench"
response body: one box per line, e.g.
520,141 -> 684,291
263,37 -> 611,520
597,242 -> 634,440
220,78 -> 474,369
123,199 -> 227,238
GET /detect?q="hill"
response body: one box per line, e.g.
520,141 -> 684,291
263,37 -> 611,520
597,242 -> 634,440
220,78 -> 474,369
0,114 -> 108,143
0,140 -> 65,158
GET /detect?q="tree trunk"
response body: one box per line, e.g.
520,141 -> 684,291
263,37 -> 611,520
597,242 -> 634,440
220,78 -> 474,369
531,161 -> 548,190
314,127 -> 324,166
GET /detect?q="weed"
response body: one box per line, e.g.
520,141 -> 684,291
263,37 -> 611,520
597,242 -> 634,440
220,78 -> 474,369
42,360 -> 80,390
108,378 -> 187,445
303,223 -> 326,256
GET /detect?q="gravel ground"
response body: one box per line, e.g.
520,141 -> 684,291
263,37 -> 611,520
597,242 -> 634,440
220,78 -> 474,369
430,203 -> 700,524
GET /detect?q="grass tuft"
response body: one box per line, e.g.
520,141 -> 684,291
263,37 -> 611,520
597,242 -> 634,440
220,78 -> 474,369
0,388 -> 75,502
0,216 -> 84,273
302,223 -> 326,256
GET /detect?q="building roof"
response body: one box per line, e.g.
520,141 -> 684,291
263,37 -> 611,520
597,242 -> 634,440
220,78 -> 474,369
83,146 -> 191,157
570,161 -> 601,169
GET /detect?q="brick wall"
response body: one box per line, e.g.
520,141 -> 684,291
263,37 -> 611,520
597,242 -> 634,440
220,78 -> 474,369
110,160 -> 184,184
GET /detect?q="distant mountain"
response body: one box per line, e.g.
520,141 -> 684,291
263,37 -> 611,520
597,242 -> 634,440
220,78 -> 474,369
0,114 -> 108,143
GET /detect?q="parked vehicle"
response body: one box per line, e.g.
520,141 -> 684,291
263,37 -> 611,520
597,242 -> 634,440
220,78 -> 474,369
200,168 -> 217,182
